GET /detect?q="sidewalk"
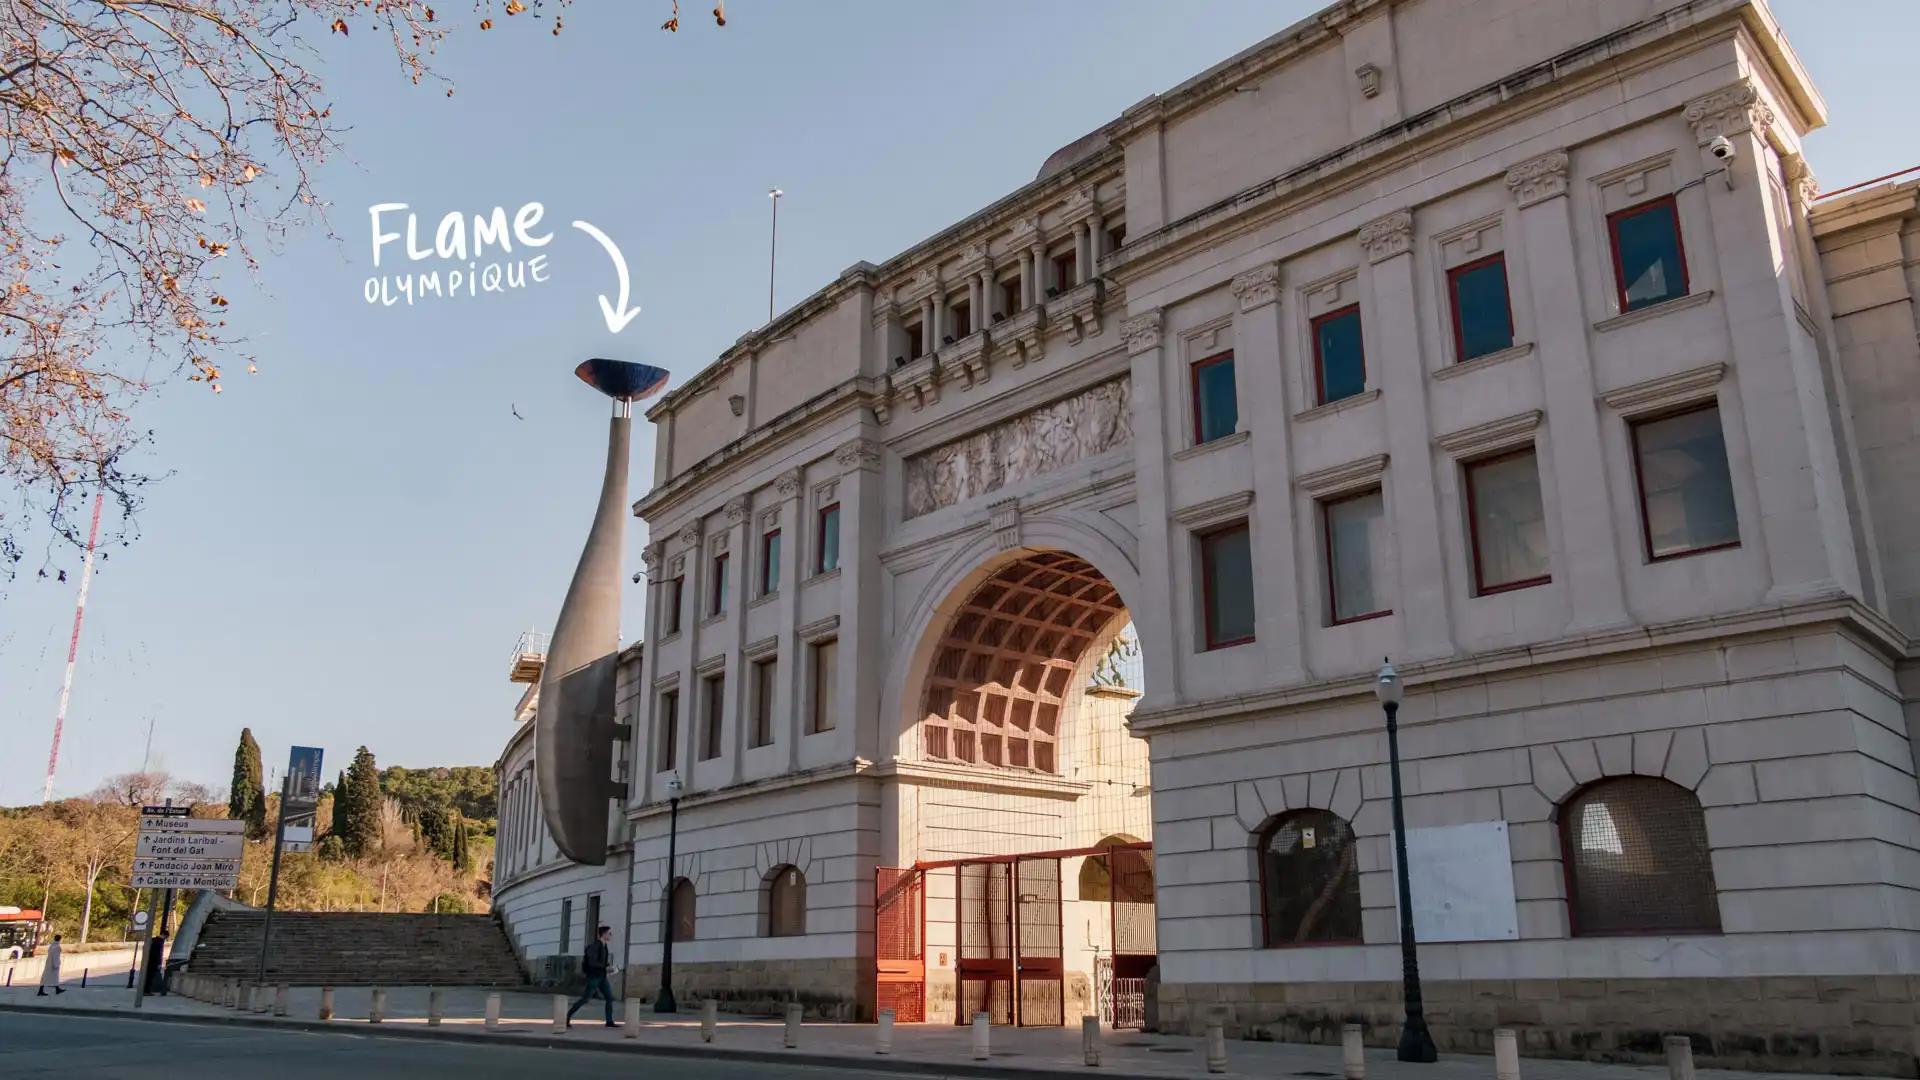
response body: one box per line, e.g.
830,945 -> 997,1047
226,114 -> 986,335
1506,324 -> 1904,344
0,982 -> 1859,1080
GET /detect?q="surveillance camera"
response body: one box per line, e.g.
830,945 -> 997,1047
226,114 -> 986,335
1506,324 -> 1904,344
1708,136 -> 1735,162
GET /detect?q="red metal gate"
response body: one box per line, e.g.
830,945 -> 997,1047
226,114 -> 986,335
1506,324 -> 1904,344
956,862 -> 1014,1025
1014,857 -> 1064,1026
875,867 -> 925,1022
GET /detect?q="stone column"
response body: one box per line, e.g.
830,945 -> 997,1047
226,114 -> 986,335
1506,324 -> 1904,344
1122,310 -> 1182,703
1032,239 -> 1050,299
724,495 -> 751,785
1089,210 -> 1106,275
1505,150 -> 1631,632
834,438 -> 886,761
637,541 -> 667,804
1688,81 -> 1860,603
771,469 -> 804,773
921,296 -> 937,354
977,268 -> 994,323
1022,249 -> 1038,308
1231,265 -> 1308,682
674,520 -> 704,785
1074,222 -> 1091,287
1359,210 -> 1454,660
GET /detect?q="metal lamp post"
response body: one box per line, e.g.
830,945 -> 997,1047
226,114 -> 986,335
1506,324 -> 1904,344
1378,659 -> 1437,1062
655,772 -> 683,1014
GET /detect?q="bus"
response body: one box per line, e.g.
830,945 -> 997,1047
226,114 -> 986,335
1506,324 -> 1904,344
0,906 -> 44,959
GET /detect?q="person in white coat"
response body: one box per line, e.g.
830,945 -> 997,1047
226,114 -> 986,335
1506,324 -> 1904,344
37,934 -> 63,996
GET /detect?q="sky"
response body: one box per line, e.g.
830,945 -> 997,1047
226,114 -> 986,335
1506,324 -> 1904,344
0,0 -> 1912,805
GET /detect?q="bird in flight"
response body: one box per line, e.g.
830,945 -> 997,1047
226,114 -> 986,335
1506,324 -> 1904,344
511,404 -> 525,421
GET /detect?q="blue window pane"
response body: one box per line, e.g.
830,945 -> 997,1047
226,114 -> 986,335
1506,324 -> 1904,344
1612,202 -> 1687,311
818,506 -> 841,573
1450,258 -> 1514,362
1194,356 -> 1238,443
1315,309 -> 1366,404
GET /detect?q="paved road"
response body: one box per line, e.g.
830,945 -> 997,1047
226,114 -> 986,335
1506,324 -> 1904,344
0,1012 -> 934,1079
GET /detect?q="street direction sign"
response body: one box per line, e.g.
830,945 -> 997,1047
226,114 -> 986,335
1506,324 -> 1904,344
131,871 -> 244,889
139,815 -> 244,833
136,831 -> 245,860
132,813 -> 243,890
140,805 -> 189,817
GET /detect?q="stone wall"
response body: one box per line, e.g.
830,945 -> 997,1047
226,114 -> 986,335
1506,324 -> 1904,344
621,957 -> 867,1021
1156,975 -> 1917,1078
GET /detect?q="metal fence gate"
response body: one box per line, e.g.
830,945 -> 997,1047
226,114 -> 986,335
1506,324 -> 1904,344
875,867 -> 926,1023
953,856 -> 1062,1026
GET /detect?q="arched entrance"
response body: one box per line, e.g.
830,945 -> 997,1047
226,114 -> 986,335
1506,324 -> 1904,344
875,548 -> 1155,1027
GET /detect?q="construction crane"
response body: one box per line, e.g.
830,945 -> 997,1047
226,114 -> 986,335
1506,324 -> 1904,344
43,492 -> 104,803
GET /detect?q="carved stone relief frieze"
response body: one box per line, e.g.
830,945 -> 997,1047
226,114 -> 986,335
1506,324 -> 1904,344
903,377 -> 1132,518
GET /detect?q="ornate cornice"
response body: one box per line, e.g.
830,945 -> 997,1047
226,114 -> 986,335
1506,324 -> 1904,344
1683,80 -> 1773,147
1599,362 -> 1726,416
1296,453 -> 1389,498
1505,150 -> 1570,209
1120,310 -> 1163,355
676,521 -> 704,549
774,468 -> 802,499
1358,210 -> 1413,264
1231,265 -> 1280,312
1434,410 -> 1543,459
724,495 -> 750,526
835,437 -> 884,473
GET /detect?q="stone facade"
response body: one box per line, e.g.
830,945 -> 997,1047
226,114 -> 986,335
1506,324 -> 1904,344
621,958 -> 867,1021
493,1 -> 1920,1072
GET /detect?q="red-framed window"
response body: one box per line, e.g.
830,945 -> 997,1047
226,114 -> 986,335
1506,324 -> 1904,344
1198,520 -> 1255,650
699,673 -> 724,761
815,503 -> 841,574
1629,403 -> 1739,561
1561,777 -> 1722,937
708,552 -> 729,616
1050,250 -> 1076,294
1311,305 -> 1366,406
760,528 -> 781,596
1189,350 -> 1239,445
1446,253 -> 1515,363
1322,488 -> 1391,624
657,690 -> 679,772
1607,195 -> 1690,313
664,576 -> 684,635
1464,448 -> 1551,595
1259,809 -> 1363,947
750,657 -> 776,749
809,638 -> 839,733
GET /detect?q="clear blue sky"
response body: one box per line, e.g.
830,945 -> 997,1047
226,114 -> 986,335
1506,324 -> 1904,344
0,1 -> 1911,804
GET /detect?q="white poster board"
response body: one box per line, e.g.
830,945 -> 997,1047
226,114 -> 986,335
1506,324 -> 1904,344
1392,820 -> 1520,942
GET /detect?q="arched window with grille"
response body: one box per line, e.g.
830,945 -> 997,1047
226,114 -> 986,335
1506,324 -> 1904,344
767,865 -> 806,937
666,877 -> 697,942
1562,777 -> 1720,935
1259,809 -> 1362,947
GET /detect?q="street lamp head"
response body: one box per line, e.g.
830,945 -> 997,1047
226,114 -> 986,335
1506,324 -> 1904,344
574,358 -> 671,403
665,773 -> 683,798
768,187 -> 783,199
1375,657 -> 1404,708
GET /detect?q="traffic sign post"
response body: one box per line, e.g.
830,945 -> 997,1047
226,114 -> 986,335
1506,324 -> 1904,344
257,746 -> 322,986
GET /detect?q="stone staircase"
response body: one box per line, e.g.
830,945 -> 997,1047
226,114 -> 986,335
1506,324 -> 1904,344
185,910 -> 525,987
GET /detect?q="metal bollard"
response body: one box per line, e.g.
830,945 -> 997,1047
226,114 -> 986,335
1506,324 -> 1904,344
1083,1015 -> 1102,1066
81,968 -> 89,987
274,984 -> 289,1017
319,987 -> 335,1021
1495,1028 -> 1520,1080
1343,1023 -> 1367,1080
369,987 -> 387,1024
784,1002 -> 803,1048
5,967 -> 12,987
427,987 -> 442,1026
1665,1035 -> 1697,1080
225,979 -> 239,1009
552,994 -> 568,1034
972,1012 -> 991,1060
484,992 -> 501,1031
1205,1020 -> 1228,1074
876,1009 -> 895,1055
701,999 -> 718,1043
624,998 -> 642,1038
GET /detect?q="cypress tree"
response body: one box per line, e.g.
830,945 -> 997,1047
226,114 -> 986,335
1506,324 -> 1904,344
451,816 -> 473,872
336,746 -> 383,858
227,728 -> 267,840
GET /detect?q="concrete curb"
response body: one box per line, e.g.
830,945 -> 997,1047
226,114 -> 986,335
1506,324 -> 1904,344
0,1003 -> 1201,1080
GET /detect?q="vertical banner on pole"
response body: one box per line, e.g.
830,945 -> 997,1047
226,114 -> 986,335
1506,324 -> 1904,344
257,746 -> 322,987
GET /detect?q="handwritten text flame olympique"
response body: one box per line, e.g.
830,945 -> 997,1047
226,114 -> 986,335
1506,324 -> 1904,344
363,202 -> 554,306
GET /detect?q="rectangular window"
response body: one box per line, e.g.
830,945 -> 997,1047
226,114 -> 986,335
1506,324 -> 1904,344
999,277 -> 1022,319
700,674 -> 724,761
949,299 -> 971,340
810,639 -> 839,733
1447,254 -> 1515,362
1199,522 -> 1256,649
1190,350 -> 1239,445
1050,250 -> 1076,294
905,321 -> 925,359
750,658 -> 776,749
816,503 -> 841,574
709,552 -> 729,615
1631,403 -> 1739,560
1465,449 -> 1551,594
760,528 -> 781,596
664,576 -> 684,635
1106,222 -> 1127,251
1312,305 -> 1366,406
1608,196 -> 1689,312
657,691 -> 679,772
559,898 -> 573,955
1324,488 -> 1392,624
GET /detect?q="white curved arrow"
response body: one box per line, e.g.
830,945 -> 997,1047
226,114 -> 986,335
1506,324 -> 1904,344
570,219 -> 643,334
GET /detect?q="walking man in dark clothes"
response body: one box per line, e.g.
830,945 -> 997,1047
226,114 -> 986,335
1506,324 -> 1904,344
566,925 -> 617,1027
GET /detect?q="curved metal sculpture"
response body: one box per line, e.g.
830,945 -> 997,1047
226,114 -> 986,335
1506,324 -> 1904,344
536,358 -> 670,865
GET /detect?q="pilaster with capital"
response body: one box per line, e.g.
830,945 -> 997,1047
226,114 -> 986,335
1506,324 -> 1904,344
1358,211 -> 1413,264
1507,148 -> 1630,632
1121,308 -> 1180,702
1228,264 -> 1307,680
